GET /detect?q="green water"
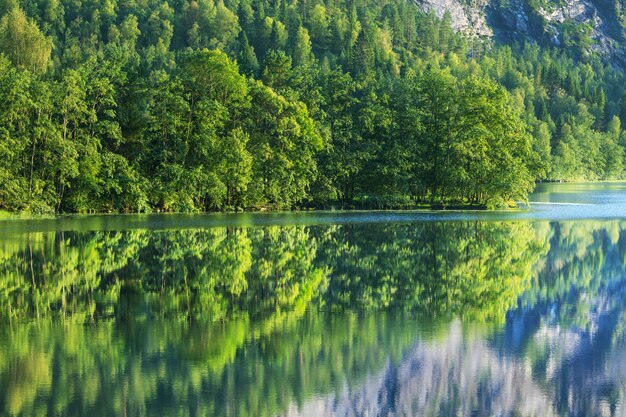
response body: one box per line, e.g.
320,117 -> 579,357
2,183 -> 626,416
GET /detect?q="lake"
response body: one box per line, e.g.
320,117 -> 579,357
2,182 -> 626,416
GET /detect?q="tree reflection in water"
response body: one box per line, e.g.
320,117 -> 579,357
1,221 -> 626,416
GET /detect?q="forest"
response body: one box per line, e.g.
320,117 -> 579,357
1,0 -> 626,212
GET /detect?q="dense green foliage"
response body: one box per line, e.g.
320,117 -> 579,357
2,0 -> 626,211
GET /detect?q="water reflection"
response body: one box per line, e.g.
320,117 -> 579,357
2,220 -> 626,416
0,223 -> 547,323
284,320 -> 558,417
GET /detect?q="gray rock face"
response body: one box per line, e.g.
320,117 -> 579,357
412,0 -> 626,65
539,0 -> 592,23
497,0 -> 530,35
537,0 -> 614,56
415,0 -> 492,38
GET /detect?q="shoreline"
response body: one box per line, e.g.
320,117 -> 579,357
0,203 -> 523,219
3,181 -> 625,219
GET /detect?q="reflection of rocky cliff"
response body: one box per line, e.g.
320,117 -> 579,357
283,221 -> 626,417
281,321 -> 557,417
282,284 -> 626,417
518,280 -> 626,416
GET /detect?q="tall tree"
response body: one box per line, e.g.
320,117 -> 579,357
0,7 -> 53,74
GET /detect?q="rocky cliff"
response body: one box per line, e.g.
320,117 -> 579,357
414,0 -> 626,65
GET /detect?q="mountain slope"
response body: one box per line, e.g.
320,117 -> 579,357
417,0 -> 626,65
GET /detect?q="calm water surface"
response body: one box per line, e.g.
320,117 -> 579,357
2,182 -> 626,416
